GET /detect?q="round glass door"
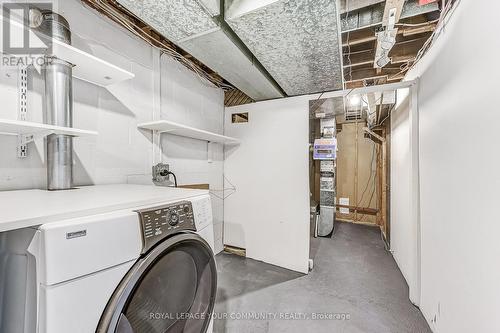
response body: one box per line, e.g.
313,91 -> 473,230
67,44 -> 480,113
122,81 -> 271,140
98,233 -> 217,333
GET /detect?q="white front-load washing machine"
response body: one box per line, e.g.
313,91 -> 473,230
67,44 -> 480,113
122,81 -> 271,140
0,192 -> 217,333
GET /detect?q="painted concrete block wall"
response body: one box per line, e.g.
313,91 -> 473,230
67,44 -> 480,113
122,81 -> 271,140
159,54 -> 225,254
0,0 -> 224,253
392,1 -> 500,331
224,97 -> 310,274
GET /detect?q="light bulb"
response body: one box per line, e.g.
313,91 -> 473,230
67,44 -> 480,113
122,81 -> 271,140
349,95 -> 360,107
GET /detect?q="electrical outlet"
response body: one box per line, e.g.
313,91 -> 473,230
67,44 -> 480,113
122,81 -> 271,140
152,163 -> 173,186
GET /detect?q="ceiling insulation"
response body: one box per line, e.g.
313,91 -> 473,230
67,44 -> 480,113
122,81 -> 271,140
226,0 -> 344,96
116,0 -> 284,101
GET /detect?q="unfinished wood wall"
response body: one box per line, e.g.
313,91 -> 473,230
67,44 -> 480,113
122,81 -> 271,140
336,122 -> 379,224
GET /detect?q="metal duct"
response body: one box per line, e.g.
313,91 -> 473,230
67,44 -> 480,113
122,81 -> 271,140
116,0 -> 284,100
36,11 -> 74,190
225,0 -> 345,96
198,0 -> 221,16
339,0 -> 386,13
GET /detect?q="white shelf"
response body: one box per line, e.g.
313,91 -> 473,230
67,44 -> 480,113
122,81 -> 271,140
51,39 -> 135,87
4,18 -> 134,86
0,118 -> 97,137
137,120 -> 239,145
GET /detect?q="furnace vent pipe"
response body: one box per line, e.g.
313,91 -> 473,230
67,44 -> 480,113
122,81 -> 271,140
36,11 -> 74,190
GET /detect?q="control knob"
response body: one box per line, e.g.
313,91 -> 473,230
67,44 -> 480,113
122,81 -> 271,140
169,211 -> 180,226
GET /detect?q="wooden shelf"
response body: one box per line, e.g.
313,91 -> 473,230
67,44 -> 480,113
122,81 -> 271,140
0,119 -> 97,137
137,120 -> 239,145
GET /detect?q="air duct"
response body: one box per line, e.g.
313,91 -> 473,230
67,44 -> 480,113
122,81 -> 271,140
36,11 -> 74,190
116,0 -> 285,101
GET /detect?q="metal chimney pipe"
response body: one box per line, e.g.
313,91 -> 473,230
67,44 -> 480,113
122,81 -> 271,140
37,11 -> 74,190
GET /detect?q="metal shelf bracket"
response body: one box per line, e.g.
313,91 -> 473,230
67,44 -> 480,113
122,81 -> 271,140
17,65 -> 29,158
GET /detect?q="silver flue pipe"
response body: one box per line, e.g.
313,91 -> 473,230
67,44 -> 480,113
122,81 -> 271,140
36,11 -> 74,190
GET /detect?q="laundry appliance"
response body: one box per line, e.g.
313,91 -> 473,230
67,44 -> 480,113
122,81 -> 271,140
0,185 -> 217,333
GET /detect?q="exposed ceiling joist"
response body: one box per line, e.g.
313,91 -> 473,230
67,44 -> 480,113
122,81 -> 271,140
343,35 -> 429,68
341,0 -> 439,32
225,89 -> 254,107
346,66 -> 402,82
343,21 -> 437,48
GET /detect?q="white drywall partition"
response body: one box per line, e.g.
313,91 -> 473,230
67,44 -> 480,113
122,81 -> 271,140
0,0 -> 224,252
391,1 -> 500,331
390,88 -> 419,304
224,97 -> 310,274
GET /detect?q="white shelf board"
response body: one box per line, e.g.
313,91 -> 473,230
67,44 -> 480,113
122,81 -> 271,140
0,119 -> 97,137
51,39 -> 135,87
2,17 -> 134,86
138,120 -> 240,144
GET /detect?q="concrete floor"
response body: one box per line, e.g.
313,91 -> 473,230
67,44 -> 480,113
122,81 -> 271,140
214,222 -> 431,333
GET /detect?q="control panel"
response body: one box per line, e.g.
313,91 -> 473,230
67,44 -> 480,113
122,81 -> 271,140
136,201 -> 196,254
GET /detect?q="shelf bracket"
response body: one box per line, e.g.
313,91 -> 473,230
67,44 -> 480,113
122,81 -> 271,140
16,131 -> 60,158
17,65 -> 29,158
17,133 -> 35,158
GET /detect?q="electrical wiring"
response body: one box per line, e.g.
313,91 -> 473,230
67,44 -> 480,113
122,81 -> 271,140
85,0 -> 234,91
343,0 -> 353,87
357,144 -> 376,206
388,0 -> 459,81
361,93 -> 385,122
342,0 -> 354,115
413,0 -> 456,64
376,103 -> 396,127
310,91 -> 326,115
354,144 -> 378,223
381,229 -> 392,252
165,171 -> 178,187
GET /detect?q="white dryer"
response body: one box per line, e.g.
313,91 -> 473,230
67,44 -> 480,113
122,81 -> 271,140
0,192 -> 217,333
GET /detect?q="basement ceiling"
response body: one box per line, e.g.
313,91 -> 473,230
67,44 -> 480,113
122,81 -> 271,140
115,0 -> 345,98
341,0 -> 438,31
89,0 -> 441,105
342,0 -> 440,88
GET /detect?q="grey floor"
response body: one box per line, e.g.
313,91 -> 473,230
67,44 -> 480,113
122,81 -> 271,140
214,222 -> 431,333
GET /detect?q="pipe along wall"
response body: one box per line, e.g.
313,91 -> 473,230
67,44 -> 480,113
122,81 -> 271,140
36,10 -> 74,190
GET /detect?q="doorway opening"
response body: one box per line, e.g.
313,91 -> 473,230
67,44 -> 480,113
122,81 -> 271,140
308,89 -> 396,258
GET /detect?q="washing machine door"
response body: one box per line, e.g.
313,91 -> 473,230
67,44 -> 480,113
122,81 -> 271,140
97,233 -> 217,333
